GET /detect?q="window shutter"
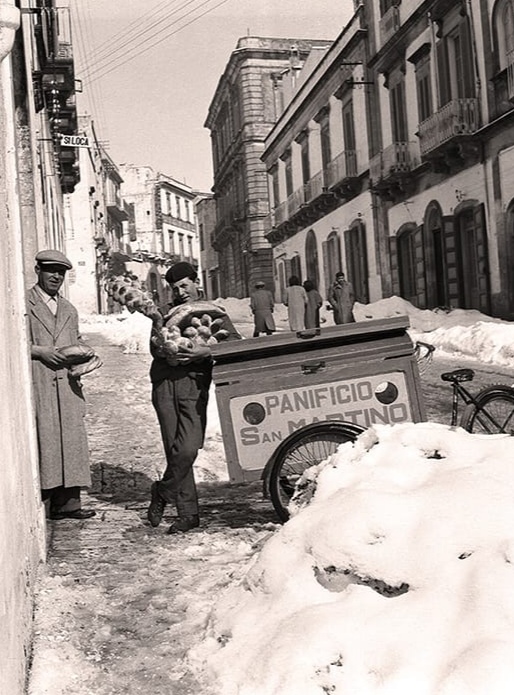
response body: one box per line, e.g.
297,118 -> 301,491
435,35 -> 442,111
473,204 -> 491,313
388,235 -> 400,296
443,215 -> 459,306
459,18 -> 475,98
413,225 -> 427,308
437,38 -> 451,106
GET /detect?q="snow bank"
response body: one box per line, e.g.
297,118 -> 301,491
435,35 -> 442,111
190,422 -> 514,694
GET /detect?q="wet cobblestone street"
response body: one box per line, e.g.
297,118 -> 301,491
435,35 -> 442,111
28,333 -> 278,695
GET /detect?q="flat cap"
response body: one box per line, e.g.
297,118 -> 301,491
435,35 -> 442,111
255,281 -> 265,287
35,249 -> 73,270
165,261 -> 196,285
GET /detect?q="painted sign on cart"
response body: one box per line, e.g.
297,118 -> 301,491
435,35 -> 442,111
229,371 -> 412,471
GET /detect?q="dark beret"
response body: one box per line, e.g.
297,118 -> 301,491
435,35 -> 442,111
165,261 -> 196,285
35,249 -> 73,270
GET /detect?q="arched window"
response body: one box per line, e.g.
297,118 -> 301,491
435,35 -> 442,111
305,230 -> 320,288
495,0 -> 514,69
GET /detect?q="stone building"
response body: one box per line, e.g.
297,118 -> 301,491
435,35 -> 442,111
205,36 -> 333,299
262,0 -> 514,320
196,193 -> 218,298
0,0 -> 81,690
119,165 -> 200,305
262,13 -> 376,305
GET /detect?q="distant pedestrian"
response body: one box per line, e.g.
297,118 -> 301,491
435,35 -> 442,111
284,275 -> 308,332
27,250 -> 96,521
327,270 -> 355,324
250,281 -> 275,337
303,279 -> 323,329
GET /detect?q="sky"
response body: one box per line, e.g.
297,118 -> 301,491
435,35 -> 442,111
29,297 -> 514,693
70,0 -> 352,193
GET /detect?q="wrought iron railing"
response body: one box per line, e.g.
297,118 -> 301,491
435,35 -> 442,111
370,141 -> 420,182
325,150 -> 358,188
304,170 -> 326,203
379,4 -> 401,45
418,98 -> 479,156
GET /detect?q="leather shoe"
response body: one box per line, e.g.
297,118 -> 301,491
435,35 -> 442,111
147,481 -> 166,527
50,508 -> 96,520
167,514 -> 200,534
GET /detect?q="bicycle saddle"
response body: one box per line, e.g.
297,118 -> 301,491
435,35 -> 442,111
440,368 -> 475,383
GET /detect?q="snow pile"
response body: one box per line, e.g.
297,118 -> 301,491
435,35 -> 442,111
82,296 -> 514,369
190,422 -> 514,694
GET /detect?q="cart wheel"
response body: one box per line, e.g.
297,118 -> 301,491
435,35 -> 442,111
266,421 -> 365,522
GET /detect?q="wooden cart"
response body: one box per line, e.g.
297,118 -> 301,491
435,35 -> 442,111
211,316 -> 425,521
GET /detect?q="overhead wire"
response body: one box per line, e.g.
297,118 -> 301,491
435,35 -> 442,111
79,0 -> 195,77
77,0 -> 171,71
82,0 -> 231,84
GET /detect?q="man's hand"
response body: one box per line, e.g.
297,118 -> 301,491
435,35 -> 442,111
175,342 -> 211,365
32,346 -> 69,368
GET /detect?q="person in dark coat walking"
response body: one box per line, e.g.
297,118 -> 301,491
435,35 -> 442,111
327,271 -> 355,324
28,249 -> 96,520
147,262 -> 241,534
303,279 -> 323,329
250,281 -> 276,337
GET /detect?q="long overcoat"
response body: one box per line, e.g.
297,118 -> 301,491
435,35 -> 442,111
250,288 -> 276,333
27,287 -> 91,489
284,285 -> 308,331
327,280 -> 355,324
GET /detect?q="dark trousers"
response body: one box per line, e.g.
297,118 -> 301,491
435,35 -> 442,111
42,486 -> 81,517
152,374 -> 209,517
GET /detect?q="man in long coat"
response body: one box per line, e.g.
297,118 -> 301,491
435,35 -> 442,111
27,249 -> 96,520
327,271 -> 355,325
250,281 -> 276,337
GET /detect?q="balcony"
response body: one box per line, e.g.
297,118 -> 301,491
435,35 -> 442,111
370,141 -> 420,200
379,4 -> 401,46
418,98 -> 479,159
325,150 -> 361,198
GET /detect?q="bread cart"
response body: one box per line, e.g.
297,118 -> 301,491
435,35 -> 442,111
211,316 -> 425,521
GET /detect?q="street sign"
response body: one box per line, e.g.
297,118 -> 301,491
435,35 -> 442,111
60,134 -> 90,148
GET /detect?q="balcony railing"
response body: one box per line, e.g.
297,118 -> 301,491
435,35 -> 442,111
379,4 -> 401,45
325,150 -> 358,188
288,187 -> 306,217
370,141 -> 420,183
418,98 -> 479,156
304,170 -> 326,204
507,48 -> 514,101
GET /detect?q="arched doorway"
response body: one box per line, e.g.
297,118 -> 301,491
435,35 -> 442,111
345,219 -> 369,303
397,223 -> 419,305
424,201 -> 448,308
455,203 -> 490,313
305,230 -> 320,289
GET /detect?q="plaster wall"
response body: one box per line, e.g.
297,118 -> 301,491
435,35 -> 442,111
0,7 -> 45,691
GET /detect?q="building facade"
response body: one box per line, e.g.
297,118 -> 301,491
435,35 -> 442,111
262,0 -> 514,320
205,36 -> 333,299
196,194 -> 218,298
119,165 -> 200,305
262,13 -> 377,305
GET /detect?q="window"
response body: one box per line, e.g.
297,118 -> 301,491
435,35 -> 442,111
295,130 -> 310,185
342,96 -> 357,175
199,223 -> 204,251
168,230 -> 175,255
178,233 -> 184,257
185,200 -> 190,222
175,196 -> 181,219
283,150 -> 293,197
165,191 -> 171,214
380,0 -> 400,16
414,53 -> 433,122
437,17 -> 475,105
269,165 -> 280,207
187,235 -> 193,259
320,116 -> 331,171
495,0 -> 514,70
389,76 -> 408,142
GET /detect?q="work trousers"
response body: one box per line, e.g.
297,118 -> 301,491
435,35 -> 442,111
152,373 -> 209,517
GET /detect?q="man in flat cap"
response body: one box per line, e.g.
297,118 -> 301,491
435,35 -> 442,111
147,261 -> 241,534
27,249 -> 96,520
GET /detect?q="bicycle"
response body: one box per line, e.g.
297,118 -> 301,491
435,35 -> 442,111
265,340 -> 514,522
415,341 -> 514,435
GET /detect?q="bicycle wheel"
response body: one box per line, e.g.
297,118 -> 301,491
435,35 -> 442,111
267,421 -> 365,522
460,386 -> 514,434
